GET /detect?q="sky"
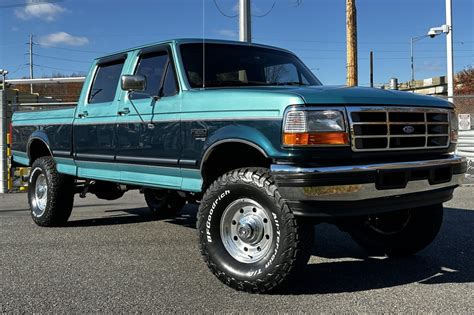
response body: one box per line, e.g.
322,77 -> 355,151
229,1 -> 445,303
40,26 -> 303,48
0,0 -> 472,86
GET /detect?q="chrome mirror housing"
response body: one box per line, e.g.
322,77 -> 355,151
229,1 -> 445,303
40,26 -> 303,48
121,74 -> 146,92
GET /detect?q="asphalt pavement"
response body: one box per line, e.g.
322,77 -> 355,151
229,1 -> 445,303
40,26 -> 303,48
1,187 -> 473,313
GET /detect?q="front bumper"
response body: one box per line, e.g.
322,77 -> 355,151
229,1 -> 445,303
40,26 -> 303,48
271,155 -> 466,217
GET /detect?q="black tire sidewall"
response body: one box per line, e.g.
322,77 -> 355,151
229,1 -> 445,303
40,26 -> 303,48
28,157 -> 74,227
201,180 -> 289,281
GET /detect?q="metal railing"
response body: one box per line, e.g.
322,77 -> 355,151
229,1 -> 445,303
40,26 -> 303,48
445,95 -> 474,183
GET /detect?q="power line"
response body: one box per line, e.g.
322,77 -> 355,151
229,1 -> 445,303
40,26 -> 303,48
299,55 -> 473,61
253,0 -> 277,18
213,0 -> 238,18
35,64 -> 86,73
255,37 -> 473,45
36,43 -> 109,54
34,54 -> 91,64
290,48 -> 473,53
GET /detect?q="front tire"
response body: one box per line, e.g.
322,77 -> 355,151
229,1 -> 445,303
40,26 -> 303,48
28,156 -> 74,227
197,168 -> 313,293
349,204 -> 443,257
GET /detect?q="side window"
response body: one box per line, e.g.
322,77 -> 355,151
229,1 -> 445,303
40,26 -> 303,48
162,63 -> 178,97
89,60 -> 125,104
134,52 -> 168,99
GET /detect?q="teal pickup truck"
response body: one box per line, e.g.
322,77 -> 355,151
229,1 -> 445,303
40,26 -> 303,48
11,39 -> 466,293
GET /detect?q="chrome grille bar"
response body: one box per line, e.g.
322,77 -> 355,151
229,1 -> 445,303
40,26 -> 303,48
347,107 -> 451,152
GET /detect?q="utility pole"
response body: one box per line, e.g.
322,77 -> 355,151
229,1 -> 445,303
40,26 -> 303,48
0,90 -> 7,193
369,51 -> 374,88
346,0 -> 358,86
446,0 -> 454,103
239,0 -> 251,43
29,34 -> 34,94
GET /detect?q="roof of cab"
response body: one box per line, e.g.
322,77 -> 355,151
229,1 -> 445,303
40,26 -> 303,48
95,38 -> 293,60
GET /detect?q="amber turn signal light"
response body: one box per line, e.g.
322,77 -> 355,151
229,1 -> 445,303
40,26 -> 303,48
284,132 -> 349,146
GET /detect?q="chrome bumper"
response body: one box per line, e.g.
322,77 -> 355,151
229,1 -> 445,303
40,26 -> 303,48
271,155 -> 466,202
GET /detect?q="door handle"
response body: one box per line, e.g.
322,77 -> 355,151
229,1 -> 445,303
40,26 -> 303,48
78,111 -> 88,118
118,108 -> 130,116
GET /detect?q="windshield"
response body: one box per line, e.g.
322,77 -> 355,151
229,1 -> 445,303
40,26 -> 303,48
180,43 -> 321,88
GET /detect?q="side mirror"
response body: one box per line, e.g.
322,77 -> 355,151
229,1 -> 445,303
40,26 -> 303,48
121,74 -> 146,92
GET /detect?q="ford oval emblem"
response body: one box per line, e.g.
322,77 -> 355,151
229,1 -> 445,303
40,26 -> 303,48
403,125 -> 415,134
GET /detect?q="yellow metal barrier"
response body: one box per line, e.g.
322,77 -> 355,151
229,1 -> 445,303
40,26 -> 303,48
6,132 -> 29,192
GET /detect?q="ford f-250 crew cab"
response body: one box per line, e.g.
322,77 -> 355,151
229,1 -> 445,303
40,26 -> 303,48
11,39 -> 466,293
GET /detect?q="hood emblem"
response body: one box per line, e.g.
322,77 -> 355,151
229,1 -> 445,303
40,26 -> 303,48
403,126 -> 415,134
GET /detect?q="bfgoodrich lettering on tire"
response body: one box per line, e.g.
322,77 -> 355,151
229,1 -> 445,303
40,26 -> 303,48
197,168 -> 313,293
28,156 -> 75,227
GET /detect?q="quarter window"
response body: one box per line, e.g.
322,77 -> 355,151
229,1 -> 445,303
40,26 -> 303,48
89,60 -> 125,104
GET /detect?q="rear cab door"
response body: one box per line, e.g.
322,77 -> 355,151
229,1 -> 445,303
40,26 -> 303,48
115,45 -> 183,188
73,53 -> 130,181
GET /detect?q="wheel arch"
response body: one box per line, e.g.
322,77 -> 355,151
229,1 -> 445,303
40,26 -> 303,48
200,139 -> 272,189
27,132 -> 53,165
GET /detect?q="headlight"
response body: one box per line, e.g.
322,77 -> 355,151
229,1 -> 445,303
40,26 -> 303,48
450,110 -> 458,143
283,108 -> 349,146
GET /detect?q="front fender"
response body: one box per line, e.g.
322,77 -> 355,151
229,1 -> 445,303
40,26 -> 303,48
200,124 -> 280,164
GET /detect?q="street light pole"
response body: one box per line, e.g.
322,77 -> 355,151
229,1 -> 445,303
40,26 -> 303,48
239,0 -> 251,43
446,0 -> 454,103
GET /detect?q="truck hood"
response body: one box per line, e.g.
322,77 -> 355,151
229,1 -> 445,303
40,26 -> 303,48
291,85 -> 452,108
225,85 -> 452,108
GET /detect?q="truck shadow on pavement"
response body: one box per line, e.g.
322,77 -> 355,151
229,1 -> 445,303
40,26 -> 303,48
67,207 -> 159,227
67,204 -> 198,227
66,205 -> 473,295
276,207 -> 474,295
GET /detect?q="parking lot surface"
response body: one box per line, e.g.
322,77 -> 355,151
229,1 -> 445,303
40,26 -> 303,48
1,187 -> 473,313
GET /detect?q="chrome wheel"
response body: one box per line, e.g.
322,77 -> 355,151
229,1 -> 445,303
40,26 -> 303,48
32,173 -> 48,217
220,198 -> 273,264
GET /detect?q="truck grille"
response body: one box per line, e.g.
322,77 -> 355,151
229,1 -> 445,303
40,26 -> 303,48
348,107 -> 451,152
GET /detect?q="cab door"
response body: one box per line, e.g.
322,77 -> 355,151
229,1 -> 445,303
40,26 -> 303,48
73,54 -> 127,181
115,46 -> 182,188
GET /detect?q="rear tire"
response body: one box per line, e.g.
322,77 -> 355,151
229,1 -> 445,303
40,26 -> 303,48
144,189 -> 186,218
349,204 -> 443,257
197,168 -> 313,293
28,156 -> 74,227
